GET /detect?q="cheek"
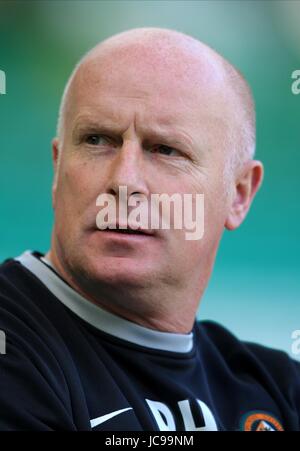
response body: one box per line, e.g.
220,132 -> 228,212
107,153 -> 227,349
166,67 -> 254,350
60,159 -> 98,199
157,168 -> 226,237
184,176 -> 228,247
54,159 -> 102,228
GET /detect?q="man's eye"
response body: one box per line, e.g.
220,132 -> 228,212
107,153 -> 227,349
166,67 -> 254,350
150,145 -> 180,156
85,134 -> 108,145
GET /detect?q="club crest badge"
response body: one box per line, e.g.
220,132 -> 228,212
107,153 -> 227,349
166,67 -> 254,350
240,411 -> 284,431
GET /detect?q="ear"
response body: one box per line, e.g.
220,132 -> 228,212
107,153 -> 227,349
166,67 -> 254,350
225,160 -> 264,230
51,137 -> 60,210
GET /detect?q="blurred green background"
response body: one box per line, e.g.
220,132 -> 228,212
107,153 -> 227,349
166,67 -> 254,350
0,0 -> 299,356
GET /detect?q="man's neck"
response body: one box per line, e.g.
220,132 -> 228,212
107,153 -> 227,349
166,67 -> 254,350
44,250 -> 197,334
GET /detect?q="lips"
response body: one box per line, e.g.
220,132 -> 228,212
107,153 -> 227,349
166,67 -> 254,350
103,228 -> 150,236
99,224 -> 155,236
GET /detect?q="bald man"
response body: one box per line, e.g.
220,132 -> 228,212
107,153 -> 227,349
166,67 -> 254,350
0,27 -> 299,432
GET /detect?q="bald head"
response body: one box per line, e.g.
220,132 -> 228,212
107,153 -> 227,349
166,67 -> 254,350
56,27 -> 255,175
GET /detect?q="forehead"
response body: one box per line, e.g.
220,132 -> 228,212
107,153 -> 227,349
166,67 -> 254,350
71,43 -> 227,114
65,46 -> 232,150
75,70 -> 185,116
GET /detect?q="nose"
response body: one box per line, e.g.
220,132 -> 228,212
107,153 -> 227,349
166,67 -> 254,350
106,139 -> 149,199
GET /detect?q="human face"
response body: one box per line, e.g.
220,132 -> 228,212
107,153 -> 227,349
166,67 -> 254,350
51,47 -> 231,295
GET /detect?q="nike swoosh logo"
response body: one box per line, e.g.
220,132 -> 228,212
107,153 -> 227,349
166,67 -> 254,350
90,407 -> 133,428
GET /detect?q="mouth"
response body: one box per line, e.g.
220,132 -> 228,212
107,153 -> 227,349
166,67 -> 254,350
102,228 -> 150,236
98,224 -> 155,237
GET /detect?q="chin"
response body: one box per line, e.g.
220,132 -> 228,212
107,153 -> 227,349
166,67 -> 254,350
82,254 -> 156,288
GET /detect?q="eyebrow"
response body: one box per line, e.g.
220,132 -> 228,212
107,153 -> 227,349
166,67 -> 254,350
73,120 -> 124,137
72,117 -> 196,151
